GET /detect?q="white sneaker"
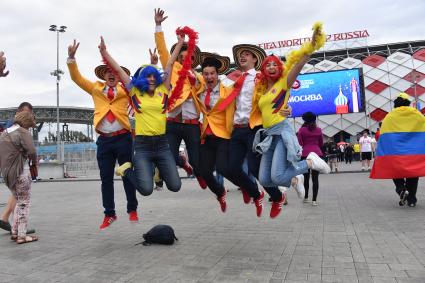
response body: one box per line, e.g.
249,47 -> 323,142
311,201 -> 318,206
154,186 -> 163,191
303,198 -> 310,203
291,175 -> 305,199
307,152 -> 331,174
361,167 -> 365,171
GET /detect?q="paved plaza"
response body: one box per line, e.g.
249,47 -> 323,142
0,171 -> 424,283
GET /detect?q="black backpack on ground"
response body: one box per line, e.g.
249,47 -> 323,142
140,225 -> 178,246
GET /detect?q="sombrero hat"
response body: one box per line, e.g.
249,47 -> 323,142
200,52 -> 230,75
170,42 -> 201,69
94,65 -> 130,80
232,44 -> 266,70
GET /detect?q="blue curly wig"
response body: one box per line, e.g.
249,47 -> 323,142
129,65 -> 163,93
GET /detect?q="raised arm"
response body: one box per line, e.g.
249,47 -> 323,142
287,23 -> 325,88
154,8 -> 171,69
67,39 -> 95,94
163,34 -> 184,89
98,36 -> 130,85
0,51 -> 10,77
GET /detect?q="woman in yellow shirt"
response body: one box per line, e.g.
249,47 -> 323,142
253,23 -> 330,215
98,35 -> 184,197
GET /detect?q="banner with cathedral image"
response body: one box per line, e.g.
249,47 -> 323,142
288,68 -> 365,117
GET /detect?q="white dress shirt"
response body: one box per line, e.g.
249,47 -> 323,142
233,68 -> 256,125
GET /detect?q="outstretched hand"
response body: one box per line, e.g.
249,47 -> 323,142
68,39 -> 80,59
149,48 -> 158,65
0,51 -> 9,77
98,36 -> 107,54
154,8 -> 168,25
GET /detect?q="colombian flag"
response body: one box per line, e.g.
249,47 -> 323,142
370,106 -> 425,179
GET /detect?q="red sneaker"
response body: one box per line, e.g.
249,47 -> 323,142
99,215 -> 117,230
254,191 -> 265,217
181,155 -> 193,176
241,188 -> 251,204
196,176 -> 208,189
128,211 -> 139,222
217,191 -> 227,213
270,193 -> 286,219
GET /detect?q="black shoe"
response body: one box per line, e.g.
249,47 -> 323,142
0,220 -> 11,232
408,202 -> 416,207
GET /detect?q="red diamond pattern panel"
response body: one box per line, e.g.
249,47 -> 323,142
370,108 -> 388,122
362,55 -> 386,67
403,70 -> 425,83
366,80 -> 388,94
405,85 -> 425,97
413,49 -> 425,62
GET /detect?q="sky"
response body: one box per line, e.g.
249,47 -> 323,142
1,0 -> 424,112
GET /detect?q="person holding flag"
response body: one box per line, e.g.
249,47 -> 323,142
370,93 -> 425,207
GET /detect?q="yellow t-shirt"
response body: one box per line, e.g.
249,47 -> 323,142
353,143 -> 360,153
130,84 -> 169,136
258,75 -> 290,128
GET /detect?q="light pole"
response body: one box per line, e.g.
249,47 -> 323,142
49,24 -> 66,162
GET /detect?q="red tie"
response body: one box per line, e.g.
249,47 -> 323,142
205,88 -> 212,111
216,72 -> 248,111
105,87 -> 116,123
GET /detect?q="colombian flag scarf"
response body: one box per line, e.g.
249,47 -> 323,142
370,106 -> 425,179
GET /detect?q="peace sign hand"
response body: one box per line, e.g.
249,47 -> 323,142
149,48 -> 158,65
68,39 -> 80,59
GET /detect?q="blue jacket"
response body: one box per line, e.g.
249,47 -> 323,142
252,119 -> 302,166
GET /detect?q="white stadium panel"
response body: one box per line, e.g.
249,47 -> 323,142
321,125 -> 341,137
365,89 -> 376,101
390,78 -> 412,92
361,64 -> 374,74
379,87 -> 396,100
368,94 -> 389,108
400,58 -> 425,69
338,57 -> 362,69
380,101 -> 393,113
376,60 -> 398,72
314,60 -> 338,72
376,73 -> 391,85
418,80 -> 425,88
340,118 -> 353,130
363,76 -> 374,87
387,52 -> 412,65
416,63 -> 425,74
300,63 -> 314,74
317,113 -> 340,125
342,112 -> 367,123
355,115 -> 369,128
391,64 -> 413,79
363,67 -> 387,81
345,123 -> 365,136
387,73 -> 402,85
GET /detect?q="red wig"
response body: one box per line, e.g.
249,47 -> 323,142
259,55 -> 284,82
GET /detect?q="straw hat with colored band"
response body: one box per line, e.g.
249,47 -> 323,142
200,52 -> 230,75
94,65 -> 130,80
170,42 -> 201,68
232,44 -> 266,71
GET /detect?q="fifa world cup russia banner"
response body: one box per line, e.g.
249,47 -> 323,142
259,30 -> 370,50
288,68 -> 365,118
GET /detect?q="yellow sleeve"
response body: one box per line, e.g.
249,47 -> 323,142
67,61 -> 95,95
154,32 -> 171,70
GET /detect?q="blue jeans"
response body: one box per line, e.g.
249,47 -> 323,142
259,135 -> 309,187
96,133 -> 137,217
125,135 -> 181,196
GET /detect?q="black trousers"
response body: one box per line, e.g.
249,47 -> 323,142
228,126 -> 282,201
199,136 -> 233,197
301,157 -> 320,201
166,121 -> 201,177
393,178 -> 419,205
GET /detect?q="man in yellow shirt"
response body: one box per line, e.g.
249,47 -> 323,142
67,40 -> 138,230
